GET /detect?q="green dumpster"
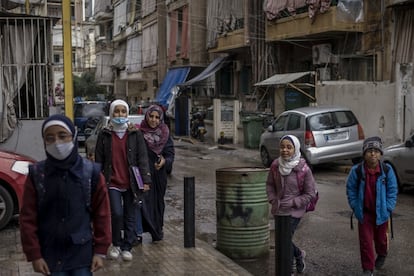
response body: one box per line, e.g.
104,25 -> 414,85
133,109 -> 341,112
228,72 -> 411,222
242,116 -> 263,149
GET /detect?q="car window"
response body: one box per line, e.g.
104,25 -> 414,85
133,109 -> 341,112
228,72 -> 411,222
74,103 -> 107,118
309,113 -> 334,130
333,111 -> 358,127
274,115 -> 288,131
286,114 -> 301,130
308,111 -> 357,131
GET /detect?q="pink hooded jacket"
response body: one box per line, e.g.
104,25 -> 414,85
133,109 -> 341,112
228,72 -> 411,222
266,158 -> 316,218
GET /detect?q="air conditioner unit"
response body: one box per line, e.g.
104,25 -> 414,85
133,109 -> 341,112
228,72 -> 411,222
317,67 -> 331,81
96,36 -> 106,42
312,44 -> 332,65
133,22 -> 142,33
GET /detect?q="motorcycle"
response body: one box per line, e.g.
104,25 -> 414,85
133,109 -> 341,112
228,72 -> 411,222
190,111 -> 207,142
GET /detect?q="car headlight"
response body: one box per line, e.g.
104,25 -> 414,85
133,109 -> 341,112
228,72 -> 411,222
11,161 -> 32,175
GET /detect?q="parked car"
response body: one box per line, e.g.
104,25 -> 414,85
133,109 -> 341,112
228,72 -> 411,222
84,115 -> 145,160
259,105 -> 365,167
74,101 -> 108,143
382,133 -> 414,192
0,150 -> 35,230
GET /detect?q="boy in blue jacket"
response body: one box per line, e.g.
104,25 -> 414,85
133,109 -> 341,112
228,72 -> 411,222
346,136 -> 398,276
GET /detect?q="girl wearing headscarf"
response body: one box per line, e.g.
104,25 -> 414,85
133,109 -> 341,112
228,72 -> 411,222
20,114 -> 111,275
95,100 -> 151,261
266,135 -> 317,274
139,104 -> 175,242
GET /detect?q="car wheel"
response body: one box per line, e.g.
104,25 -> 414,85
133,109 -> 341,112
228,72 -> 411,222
260,147 -> 271,167
0,185 -> 14,230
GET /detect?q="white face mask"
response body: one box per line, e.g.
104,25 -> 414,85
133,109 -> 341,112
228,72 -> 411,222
46,141 -> 74,160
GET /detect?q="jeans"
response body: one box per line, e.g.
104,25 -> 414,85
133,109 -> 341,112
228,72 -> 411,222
109,188 -> 136,251
291,217 -> 302,259
136,199 -> 143,236
51,267 -> 91,276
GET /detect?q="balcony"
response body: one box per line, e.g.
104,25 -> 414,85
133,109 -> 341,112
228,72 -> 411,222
266,6 -> 364,42
209,28 -> 249,53
94,0 -> 112,21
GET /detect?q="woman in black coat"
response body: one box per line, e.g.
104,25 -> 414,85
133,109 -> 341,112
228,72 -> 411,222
139,104 -> 175,241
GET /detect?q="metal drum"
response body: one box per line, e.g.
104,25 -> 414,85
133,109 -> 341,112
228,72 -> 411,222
216,167 -> 270,259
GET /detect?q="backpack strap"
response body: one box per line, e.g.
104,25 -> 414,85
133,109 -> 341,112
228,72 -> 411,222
296,163 -> 309,192
81,158 -> 100,212
31,161 -> 46,210
82,158 -> 93,211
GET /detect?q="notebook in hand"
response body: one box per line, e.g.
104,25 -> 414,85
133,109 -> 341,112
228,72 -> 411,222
130,166 -> 144,190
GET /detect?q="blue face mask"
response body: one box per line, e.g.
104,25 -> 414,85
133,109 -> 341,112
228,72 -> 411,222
111,117 -> 129,125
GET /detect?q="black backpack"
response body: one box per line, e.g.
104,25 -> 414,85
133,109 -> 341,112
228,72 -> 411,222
31,158 -> 99,212
350,162 -> 393,239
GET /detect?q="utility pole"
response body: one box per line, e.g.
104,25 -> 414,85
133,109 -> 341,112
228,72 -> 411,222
62,0 -> 74,120
25,0 -> 30,14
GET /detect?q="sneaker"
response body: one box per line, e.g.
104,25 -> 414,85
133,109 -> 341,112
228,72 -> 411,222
132,236 -> 143,246
121,250 -> 133,261
375,255 -> 386,269
296,250 -> 306,274
362,270 -> 373,276
108,246 -> 121,259
291,258 -> 296,273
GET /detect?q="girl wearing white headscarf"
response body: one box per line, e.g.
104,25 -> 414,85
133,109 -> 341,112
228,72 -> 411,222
95,99 -> 152,262
266,134 -> 317,274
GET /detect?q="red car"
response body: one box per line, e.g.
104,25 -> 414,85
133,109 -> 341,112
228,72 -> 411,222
0,149 -> 35,230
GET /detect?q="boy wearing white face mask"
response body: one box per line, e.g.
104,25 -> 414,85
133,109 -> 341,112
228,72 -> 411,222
20,114 -> 111,276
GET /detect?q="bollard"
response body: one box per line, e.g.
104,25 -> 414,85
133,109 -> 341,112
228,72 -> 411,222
275,215 -> 292,276
184,176 -> 195,248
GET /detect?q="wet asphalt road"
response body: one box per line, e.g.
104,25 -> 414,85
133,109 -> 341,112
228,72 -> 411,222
166,141 -> 414,275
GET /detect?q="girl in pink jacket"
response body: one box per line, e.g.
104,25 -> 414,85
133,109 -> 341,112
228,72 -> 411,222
266,135 -> 317,274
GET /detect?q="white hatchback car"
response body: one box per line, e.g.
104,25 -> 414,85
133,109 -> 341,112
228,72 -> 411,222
259,105 -> 365,167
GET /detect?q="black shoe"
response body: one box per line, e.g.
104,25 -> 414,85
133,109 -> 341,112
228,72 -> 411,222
296,250 -> 306,274
375,255 -> 386,269
362,270 -> 373,276
132,236 -> 142,246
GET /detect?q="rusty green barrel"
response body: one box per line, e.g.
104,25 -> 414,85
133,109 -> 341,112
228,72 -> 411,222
216,167 -> 270,259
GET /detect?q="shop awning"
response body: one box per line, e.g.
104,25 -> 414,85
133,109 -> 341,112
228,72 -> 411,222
254,71 -> 314,86
155,67 -> 190,106
179,56 -> 229,87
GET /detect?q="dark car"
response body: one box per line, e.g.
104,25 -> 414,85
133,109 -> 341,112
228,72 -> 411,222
259,105 -> 365,167
0,150 -> 35,230
382,133 -> 414,192
74,101 -> 108,143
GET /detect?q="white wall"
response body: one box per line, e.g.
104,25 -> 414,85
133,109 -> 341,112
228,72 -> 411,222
0,120 -> 46,161
316,81 -> 398,146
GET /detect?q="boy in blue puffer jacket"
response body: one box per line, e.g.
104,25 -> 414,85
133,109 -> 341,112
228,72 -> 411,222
346,136 -> 398,276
